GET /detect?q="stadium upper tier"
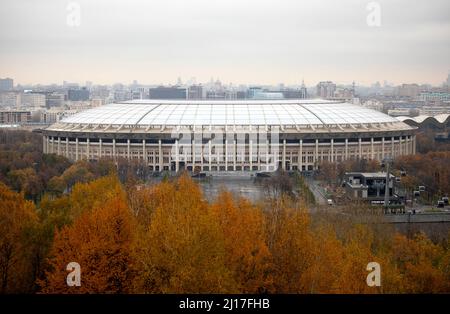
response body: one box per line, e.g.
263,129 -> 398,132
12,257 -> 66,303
58,99 -> 402,129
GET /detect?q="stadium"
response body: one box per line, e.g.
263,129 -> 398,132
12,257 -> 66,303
42,99 -> 417,172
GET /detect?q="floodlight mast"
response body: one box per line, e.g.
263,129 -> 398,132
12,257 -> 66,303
382,157 -> 393,213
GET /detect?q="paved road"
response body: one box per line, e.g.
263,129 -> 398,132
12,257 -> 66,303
304,177 -> 328,205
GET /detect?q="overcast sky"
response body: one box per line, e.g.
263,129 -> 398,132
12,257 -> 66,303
0,0 -> 449,86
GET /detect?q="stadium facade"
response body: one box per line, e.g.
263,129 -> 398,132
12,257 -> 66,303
43,100 -> 417,172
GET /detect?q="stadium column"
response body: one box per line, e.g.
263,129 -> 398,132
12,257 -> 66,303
158,139 -> 163,171
57,137 -> 61,155
407,136 -> 410,154
407,136 -> 411,155
314,139 -> 318,168
192,139 -> 195,171
413,135 -> 416,154
175,139 -> 179,172
233,139 -> 236,171
75,137 -> 79,161
358,138 -> 362,159
345,138 -> 348,160
99,138 -> 102,158
142,139 -> 146,165
399,137 -> 403,155
208,139 -> 212,171
282,139 -> 286,170
249,138 -> 253,170
50,136 -> 54,154
86,138 -> 90,160
330,138 -> 334,162
391,137 -> 395,157
299,139 -> 303,170
127,139 -> 130,160
382,137 -> 385,159
266,139 -> 269,172
370,137 -> 374,160
112,138 -> 116,160
66,137 -> 69,159
225,139 -> 228,171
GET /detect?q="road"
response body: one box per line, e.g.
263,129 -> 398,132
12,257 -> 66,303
304,177 -> 328,205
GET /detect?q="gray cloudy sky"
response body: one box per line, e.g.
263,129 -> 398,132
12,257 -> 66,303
0,0 -> 449,85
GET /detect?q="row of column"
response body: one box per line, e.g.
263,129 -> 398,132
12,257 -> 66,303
43,134 -> 416,171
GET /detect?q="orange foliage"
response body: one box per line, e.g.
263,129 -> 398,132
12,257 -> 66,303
0,173 -> 447,294
39,190 -> 137,293
0,183 -> 38,293
211,191 -> 272,293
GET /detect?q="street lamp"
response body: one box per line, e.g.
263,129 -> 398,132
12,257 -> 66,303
381,157 -> 393,213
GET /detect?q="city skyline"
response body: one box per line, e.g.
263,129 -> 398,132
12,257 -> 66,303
1,0 -> 449,86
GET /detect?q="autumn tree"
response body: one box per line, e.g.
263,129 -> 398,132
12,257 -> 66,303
39,187 -> 137,293
135,174 -> 234,293
0,182 -> 38,293
391,232 -> 449,293
211,191 -> 272,293
265,196 -> 315,293
7,167 -> 43,201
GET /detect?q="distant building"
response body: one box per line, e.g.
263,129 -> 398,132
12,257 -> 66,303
0,91 -> 21,108
316,81 -> 336,99
22,93 -> 46,108
277,88 -> 308,99
40,108 -> 78,124
343,172 -> 402,205
397,84 -> 421,98
68,88 -> 90,101
46,93 -> 65,107
188,85 -> 203,100
333,88 -> 354,100
90,99 -> 105,107
418,91 -> 450,102
206,90 -> 227,99
236,91 -> 247,99
149,86 -> 186,99
247,87 -> 283,100
0,78 -> 13,91
113,89 -> 132,102
387,108 -> 412,117
0,110 -> 31,124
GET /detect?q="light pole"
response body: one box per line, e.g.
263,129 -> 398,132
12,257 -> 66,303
382,157 -> 393,214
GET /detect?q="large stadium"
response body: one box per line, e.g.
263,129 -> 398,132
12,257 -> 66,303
42,99 -> 417,172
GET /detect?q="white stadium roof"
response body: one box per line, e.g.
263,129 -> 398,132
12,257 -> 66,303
61,99 -> 400,128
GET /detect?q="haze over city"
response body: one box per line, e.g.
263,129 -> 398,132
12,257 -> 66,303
1,0 -> 449,86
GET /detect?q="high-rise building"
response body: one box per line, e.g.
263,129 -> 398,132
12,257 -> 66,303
149,86 -> 187,99
0,78 -> 13,91
22,92 -> 46,108
397,84 -> 421,98
316,81 -> 336,99
68,87 -> 90,101
300,80 -> 308,99
46,92 -> 65,107
0,91 -> 21,108
188,85 -> 203,100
